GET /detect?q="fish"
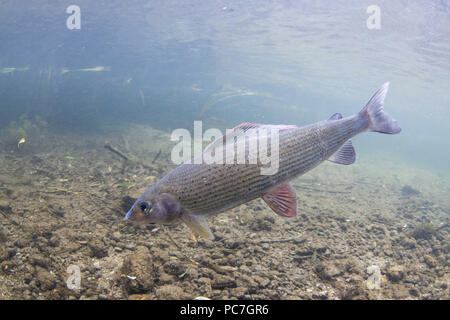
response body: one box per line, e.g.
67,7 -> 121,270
17,138 -> 26,148
61,66 -> 110,74
125,83 -> 401,240
1,67 -> 29,74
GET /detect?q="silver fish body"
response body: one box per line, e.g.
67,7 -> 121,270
125,83 -> 401,239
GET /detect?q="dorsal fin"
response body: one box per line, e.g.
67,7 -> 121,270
233,122 -> 297,132
328,113 -> 343,120
232,122 -> 297,132
204,122 -> 297,154
262,183 -> 297,217
327,140 -> 356,165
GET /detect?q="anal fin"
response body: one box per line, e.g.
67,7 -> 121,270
181,212 -> 215,240
328,140 -> 356,165
262,183 -> 297,217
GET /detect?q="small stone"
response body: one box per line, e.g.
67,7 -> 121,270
163,260 -> 186,276
158,272 -> 174,284
47,236 -> 60,247
312,291 -> 328,299
0,230 -> 7,243
254,275 -> 270,288
124,243 -> 136,251
111,232 -> 122,242
436,281 -> 447,289
311,242 -> 328,254
121,246 -> 155,294
423,255 -> 437,268
315,262 -> 342,280
156,285 -> 190,299
0,200 -> 10,209
29,254 -> 51,269
409,288 -> 420,297
35,266 -> 56,291
0,247 -> 10,262
211,275 -> 237,289
14,239 -> 28,248
128,294 -> 150,300
386,265 -> 405,282
88,240 -> 108,258
393,285 -> 409,299
399,236 -> 416,249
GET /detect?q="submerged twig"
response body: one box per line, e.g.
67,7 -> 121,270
104,141 -> 157,171
0,209 -> 19,226
259,235 -> 305,244
152,149 -> 162,164
104,141 -> 130,161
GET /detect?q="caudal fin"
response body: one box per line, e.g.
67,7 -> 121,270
360,82 -> 401,134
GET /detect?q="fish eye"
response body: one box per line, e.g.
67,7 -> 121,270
139,201 -> 151,213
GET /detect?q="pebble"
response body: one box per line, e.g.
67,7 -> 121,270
211,275 -> 237,289
315,262 -> 342,280
29,254 -> 50,269
399,236 -> 416,249
386,265 -> 405,282
34,266 -> 56,291
0,247 -> 10,262
156,285 -> 190,299
423,255 -> 437,268
121,246 -> 155,294
123,243 -> 136,251
0,230 -> 7,243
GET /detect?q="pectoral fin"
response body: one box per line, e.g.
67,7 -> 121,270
181,212 -> 215,240
262,183 -> 297,217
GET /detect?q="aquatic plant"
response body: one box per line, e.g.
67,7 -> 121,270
411,222 -> 436,240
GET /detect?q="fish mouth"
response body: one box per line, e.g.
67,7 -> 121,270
124,209 -> 150,225
124,210 -> 133,220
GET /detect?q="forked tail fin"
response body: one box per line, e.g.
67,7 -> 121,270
360,82 -> 401,134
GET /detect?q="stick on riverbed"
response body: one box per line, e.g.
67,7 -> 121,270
104,141 -> 158,172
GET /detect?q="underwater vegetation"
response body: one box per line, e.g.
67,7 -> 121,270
411,223 -> 437,240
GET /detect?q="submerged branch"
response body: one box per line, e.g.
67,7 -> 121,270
104,141 -> 130,161
104,141 -> 157,171
152,149 -> 162,164
259,235 -> 305,244
0,208 -> 20,226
